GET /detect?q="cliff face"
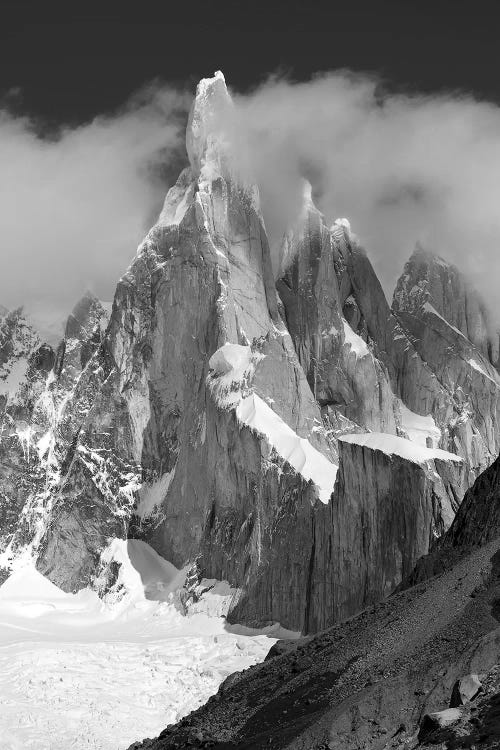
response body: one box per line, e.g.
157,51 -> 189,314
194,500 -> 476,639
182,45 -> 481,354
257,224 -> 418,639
405,453 -> 500,588
323,436 -> 464,620
0,72 -> 497,638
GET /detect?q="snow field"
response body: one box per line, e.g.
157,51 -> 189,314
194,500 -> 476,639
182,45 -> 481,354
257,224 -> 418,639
0,630 -> 271,750
0,540 -> 279,750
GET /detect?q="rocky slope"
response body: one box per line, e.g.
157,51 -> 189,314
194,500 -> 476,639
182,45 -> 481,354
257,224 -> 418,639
0,72 -> 498,638
128,453 -> 500,750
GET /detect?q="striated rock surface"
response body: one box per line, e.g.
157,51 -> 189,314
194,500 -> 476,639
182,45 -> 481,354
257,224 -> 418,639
325,434 -> 464,620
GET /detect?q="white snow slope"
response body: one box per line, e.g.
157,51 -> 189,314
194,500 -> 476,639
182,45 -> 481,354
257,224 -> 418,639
208,343 -> 338,503
236,393 -> 338,503
0,540 -> 284,750
339,431 -> 462,465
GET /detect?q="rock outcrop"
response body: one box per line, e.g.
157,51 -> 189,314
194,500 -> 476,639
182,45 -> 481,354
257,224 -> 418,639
416,666 -> 500,749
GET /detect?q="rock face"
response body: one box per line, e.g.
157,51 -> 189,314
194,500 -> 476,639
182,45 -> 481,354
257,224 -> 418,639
0,72 -> 497,638
129,453 -> 500,750
323,435 -> 464,622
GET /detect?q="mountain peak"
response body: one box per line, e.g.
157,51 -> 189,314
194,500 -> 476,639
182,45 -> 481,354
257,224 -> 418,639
408,242 -> 452,269
186,71 -> 232,176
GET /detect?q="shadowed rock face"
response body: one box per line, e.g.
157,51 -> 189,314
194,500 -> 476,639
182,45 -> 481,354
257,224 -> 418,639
0,72 -> 497,640
447,455 -> 500,548
324,439 -> 465,621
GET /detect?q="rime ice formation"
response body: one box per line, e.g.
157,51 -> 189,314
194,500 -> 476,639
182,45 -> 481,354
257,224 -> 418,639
0,72 -> 497,648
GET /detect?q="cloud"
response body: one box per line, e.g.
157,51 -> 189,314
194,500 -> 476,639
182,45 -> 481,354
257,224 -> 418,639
221,73 -> 500,323
2,70 -> 500,334
0,83 -> 190,326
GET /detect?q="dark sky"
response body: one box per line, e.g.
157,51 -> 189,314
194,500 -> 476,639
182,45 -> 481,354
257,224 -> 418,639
1,0 -> 500,123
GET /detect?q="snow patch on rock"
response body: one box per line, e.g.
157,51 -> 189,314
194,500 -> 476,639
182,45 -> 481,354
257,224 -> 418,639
158,167 -> 195,227
186,579 -> 239,619
0,356 -> 29,399
207,342 -> 264,408
340,431 -> 462,465
236,393 -> 338,503
423,301 -> 468,339
468,357 -> 499,385
342,319 -> 370,359
136,468 -> 176,525
96,538 -> 187,606
208,343 -> 337,502
398,400 -> 441,448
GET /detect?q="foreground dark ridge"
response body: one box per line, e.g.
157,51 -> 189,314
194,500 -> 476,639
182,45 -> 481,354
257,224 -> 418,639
129,456 -> 500,749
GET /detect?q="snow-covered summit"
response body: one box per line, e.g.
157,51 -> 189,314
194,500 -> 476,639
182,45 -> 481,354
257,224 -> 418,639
156,71 -> 260,232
